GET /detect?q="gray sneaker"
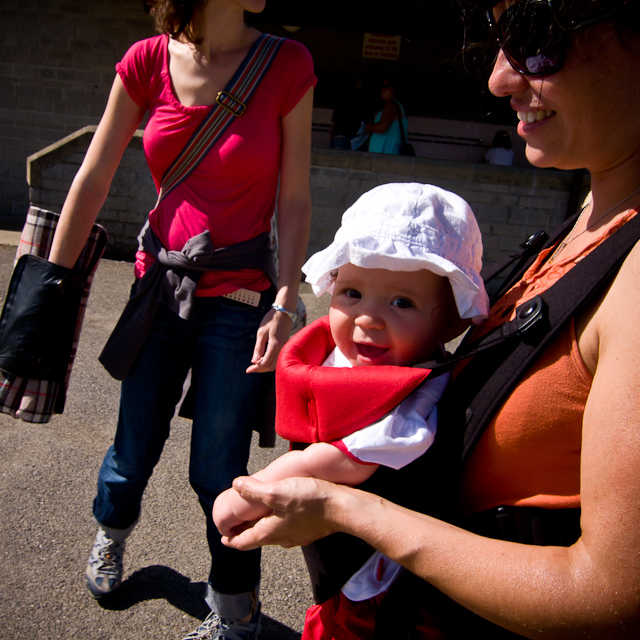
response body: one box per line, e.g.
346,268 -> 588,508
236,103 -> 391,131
181,606 -> 262,640
85,527 -> 125,598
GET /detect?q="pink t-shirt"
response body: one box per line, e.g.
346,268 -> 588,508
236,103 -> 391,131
116,34 -> 316,296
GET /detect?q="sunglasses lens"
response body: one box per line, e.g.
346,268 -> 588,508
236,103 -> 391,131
494,2 -> 566,75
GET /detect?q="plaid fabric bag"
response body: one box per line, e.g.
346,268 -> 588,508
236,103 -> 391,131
0,207 -> 107,423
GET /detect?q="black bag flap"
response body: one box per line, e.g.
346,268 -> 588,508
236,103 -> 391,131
0,255 -> 83,381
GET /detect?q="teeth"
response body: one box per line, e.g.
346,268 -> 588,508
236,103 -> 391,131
517,110 -> 554,124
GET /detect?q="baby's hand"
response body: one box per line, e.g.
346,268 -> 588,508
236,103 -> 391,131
213,489 -> 247,536
213,484 -> 273,537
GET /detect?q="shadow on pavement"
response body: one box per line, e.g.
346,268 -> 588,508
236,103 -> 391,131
97,564 -> 302,639
261,616 -> 303,640
97,565 -> 210,619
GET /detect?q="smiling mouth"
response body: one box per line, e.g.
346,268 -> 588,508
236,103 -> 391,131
517,110 -> 555,124
356,343 -> 389,360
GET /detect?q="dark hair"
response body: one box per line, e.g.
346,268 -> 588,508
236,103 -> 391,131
492,130 -> 512,149
455,0 -> 640,72
146,0 -> 208,43
381,79 -> 402,96
457,1 -> 640,33
558,1 -> 640,34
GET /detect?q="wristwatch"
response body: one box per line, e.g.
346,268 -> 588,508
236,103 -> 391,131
271,303 -> 298,324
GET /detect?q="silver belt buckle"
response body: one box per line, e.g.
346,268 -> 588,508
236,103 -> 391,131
221,288 -> 261,307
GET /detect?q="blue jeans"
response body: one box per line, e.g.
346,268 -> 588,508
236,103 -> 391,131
93,290 -> 274,595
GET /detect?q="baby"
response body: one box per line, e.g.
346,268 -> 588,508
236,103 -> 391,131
214,182 -> 488,636
214,183 -> 488,544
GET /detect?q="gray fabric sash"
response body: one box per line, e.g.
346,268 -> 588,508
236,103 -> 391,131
99,224 -> 276,380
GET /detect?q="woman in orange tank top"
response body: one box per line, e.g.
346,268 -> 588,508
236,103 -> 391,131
219,1 -> 640,637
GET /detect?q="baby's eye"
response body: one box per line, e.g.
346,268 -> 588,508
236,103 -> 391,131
392,298 -> 413,309
344,288 -> 361,299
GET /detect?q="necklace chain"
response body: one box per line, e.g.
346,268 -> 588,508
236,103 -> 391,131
549,185 -> 640,262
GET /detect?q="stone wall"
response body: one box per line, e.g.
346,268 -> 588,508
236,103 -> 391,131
4,1 -> 530,223
28,128 -> 154,258
309,149 -> 588,267
28,129 -> 588,268
1,0 -> 155,218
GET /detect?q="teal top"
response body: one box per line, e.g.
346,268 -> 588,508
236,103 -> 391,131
368,102 -> 408,155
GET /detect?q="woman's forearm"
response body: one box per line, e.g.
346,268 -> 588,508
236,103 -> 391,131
326,488 -> 635,639
243,88 -> 313,373
365,102 -> 396,134
50,75 -> 144,267
365,117 -> 394,134
275,86 -> 313,310
49,170 -> 113,267
215,446 -> 375,535
275,196 -> 311,309
365,121 -> 388,134
228,477 -> 638,639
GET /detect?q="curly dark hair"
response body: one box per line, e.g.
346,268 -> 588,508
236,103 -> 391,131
455,0 -> 640,72
456,1 -> 640,31
145,0 -> 208,43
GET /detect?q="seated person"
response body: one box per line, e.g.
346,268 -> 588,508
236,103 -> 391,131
484,130 -> 514,166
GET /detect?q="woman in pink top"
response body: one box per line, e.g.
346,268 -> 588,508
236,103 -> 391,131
221,1 -> 640,638
48,1 -> 315,638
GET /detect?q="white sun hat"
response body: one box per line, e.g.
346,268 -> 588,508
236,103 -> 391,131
303,182 -> 489,321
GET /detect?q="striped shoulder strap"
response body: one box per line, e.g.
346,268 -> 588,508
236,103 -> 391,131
156,34 -> 285,206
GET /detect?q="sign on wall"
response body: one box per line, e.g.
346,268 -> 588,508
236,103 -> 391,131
362,34 -> 402,60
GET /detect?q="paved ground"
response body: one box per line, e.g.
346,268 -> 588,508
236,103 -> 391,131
0,232 -> 331,640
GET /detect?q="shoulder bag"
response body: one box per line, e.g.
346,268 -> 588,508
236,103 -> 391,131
0,207 -> 107,422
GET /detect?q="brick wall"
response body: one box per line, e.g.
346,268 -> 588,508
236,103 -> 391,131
308,149 -> 588,267
4,1 -> 533,223
28,129 -> 154,258
1,0 -> 154,218
28,129 -> 588,268
12,1 -> 588,268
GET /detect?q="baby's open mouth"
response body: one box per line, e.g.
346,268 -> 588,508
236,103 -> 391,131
356,343 -> 389,359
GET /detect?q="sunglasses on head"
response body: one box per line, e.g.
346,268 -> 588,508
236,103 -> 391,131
487,0 -> 629,76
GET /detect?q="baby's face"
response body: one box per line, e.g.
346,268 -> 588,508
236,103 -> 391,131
329,263 -> 454,367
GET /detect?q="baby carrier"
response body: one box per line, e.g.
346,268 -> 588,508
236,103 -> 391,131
302,208 -> 640,638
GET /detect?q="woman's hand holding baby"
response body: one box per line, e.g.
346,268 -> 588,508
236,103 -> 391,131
220,476 -> 352,550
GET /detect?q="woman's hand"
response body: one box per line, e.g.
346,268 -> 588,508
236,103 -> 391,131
221,476 -> 347,550
246,307 -> 293,373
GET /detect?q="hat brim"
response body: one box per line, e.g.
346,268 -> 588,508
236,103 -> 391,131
303,239 -> 489,322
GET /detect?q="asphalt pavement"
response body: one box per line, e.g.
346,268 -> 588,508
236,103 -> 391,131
0,232 -> 331,640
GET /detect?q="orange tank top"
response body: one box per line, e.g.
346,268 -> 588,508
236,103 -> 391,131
459,208 -> 638,514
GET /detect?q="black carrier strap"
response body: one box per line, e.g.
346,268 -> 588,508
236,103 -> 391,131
423,215 -> 573,370
448,210 -> 640,465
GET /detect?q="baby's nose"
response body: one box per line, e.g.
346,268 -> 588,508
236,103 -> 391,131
355,310 -> 384,330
